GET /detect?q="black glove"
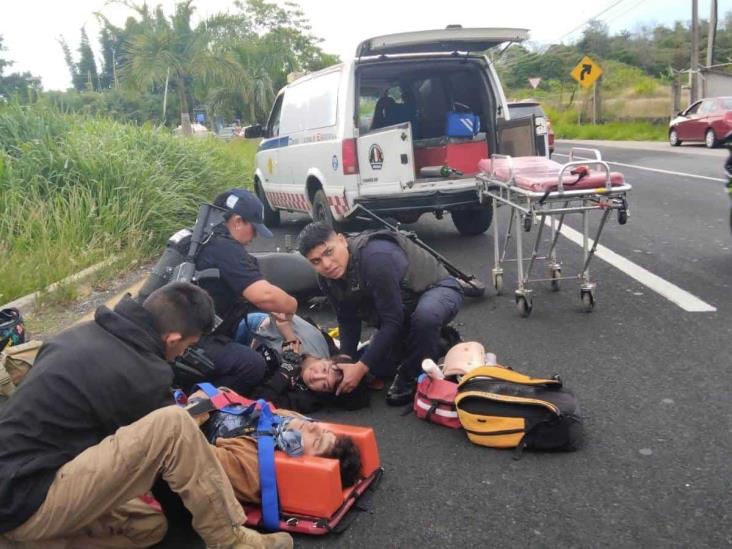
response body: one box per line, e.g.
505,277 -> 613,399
255,344 -> 282,378
279,354 -> 302,390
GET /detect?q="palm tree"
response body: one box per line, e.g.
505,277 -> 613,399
120,1 -> 237,135
207,40 -> 277,124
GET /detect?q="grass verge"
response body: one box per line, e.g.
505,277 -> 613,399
0,103 -> 258,304
554,121 -> 667,141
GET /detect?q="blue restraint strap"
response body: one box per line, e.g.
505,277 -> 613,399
196,382 -> 219,398
196,385 -> 280,528
256,399 -> 280,531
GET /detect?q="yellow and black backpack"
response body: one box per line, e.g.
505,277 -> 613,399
455,366 -> 582,456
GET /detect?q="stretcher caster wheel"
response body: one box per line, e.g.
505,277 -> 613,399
550,268 -> 561,292
580,290 -> 595,312
522,214 -> 533,232
516,295 -> 533,317
493,273 -> 504,294
617,209 -> 628,225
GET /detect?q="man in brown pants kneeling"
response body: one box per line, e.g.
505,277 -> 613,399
0,282 -> 291,549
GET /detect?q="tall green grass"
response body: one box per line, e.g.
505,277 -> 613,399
544,106 -> 667,141
0,104 -> 257,303
553,121 -> 667,141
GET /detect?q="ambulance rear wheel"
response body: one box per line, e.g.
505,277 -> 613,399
312,189 -> 341,231
256,182 -> 281,227
452,205 -> 493,236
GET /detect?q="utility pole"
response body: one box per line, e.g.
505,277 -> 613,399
691,0 -> 700,102
593,77 -> 602,124
707,0 -> 718,94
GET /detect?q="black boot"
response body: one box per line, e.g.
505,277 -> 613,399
386,372 -> 416,406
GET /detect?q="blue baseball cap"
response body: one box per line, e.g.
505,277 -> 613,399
219,189 -> 273,238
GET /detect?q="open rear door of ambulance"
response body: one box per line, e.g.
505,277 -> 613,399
357,123 -> 415,196
355,27 -> 529,57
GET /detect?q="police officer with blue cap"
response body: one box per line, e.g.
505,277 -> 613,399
195,189 -> 298,393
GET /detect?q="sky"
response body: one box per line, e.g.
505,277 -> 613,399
0,0 -> 728,90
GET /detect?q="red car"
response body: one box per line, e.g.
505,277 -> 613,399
669,96 -> 732,148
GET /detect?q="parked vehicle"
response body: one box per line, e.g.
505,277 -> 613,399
506,101 -> 554,156
669,96 -> 732,148
244,27 -> 532,236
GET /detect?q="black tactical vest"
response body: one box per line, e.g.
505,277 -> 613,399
322,230 -> 450,326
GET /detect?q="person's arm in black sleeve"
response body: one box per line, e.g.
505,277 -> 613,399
336,246 -> 407,395
336,303 -> 361,359
327,380 -> 371,410
358,250 -> 407,369
320,279 -> 361,359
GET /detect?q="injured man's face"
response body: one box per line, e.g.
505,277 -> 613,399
285,417 -> 336,456
300,357 -> 344,393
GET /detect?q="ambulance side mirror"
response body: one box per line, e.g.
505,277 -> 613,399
244,124 -> 263,138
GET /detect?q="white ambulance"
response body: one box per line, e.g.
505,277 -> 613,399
245,27 -> 535,236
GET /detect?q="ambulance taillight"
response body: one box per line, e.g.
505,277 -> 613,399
342,139 -> 359,175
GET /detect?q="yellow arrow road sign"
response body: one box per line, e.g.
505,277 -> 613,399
571,56 -> 603,88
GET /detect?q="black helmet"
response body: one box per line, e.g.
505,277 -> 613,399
0,308 -> 26,352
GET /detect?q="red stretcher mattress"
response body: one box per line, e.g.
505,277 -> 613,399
478,156 -> 625,193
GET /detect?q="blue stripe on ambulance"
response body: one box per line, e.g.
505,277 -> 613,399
258,136 -> 290,151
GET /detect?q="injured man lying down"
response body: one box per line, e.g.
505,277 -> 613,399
188,388 -> 362,504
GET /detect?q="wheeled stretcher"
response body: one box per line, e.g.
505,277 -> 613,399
475,148 -> 631,316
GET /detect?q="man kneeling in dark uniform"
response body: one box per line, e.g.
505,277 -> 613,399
297,222 -> 464,406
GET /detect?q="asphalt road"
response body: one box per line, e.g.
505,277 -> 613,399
159,140 -> 732,548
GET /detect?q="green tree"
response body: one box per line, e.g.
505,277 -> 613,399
0,35 -> 42,103
120,1 -> 237,135
207,41 -> 275,124
59,28 -> 100,91
78,28 -> 100,91
235,0 -> 339,91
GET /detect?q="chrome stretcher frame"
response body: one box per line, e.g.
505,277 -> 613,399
475,147 -> 632,317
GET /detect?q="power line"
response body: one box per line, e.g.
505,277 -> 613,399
601,0 -> 652,28
494,0 -> 653,72
549,0 -> 631,44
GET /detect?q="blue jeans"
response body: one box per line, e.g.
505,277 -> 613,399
233,313 -> 268,347
369,279 -> 464,379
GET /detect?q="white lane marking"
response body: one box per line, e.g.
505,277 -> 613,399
553,152 -> 726,182
545,219 -> 717,312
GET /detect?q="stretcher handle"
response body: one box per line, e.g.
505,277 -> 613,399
557,159 -> 611,192
488,154 -> 515,186
568,147 -> 603,162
